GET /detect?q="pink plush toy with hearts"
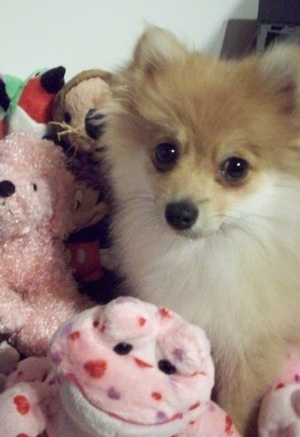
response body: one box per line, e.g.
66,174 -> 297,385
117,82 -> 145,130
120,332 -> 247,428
0,297 -> 240,436
0,132 -> 92,356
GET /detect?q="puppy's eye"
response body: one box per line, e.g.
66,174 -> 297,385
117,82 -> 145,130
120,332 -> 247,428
158,359 -> 177,375
220,157 -> 249,182
64,112 -> 71,123
153,143 -> 178,172
113,343 -> 133,355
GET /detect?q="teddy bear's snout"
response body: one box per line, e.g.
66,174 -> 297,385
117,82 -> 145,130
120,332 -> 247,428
85,109 -> 106,140
0,180 -> 15,198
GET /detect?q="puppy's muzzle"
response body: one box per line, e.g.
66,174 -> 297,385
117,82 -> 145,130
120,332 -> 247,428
165,201 -> 198,231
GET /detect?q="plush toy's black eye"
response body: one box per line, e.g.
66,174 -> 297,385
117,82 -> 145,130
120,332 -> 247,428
158,359 -> 177,375
220,157 -> 249,182
113,343 -> 133,355
153,143 -> 179,172
85,109 -> 106,140
31,183 -> 37,192
63,112 -> 71,124
0,180 -> 15,198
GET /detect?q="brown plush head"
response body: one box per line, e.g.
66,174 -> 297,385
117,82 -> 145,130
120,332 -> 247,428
52,69 -> 112,160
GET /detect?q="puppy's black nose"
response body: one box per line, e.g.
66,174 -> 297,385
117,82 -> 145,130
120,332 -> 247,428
165,201 -> 198,231
0,180 -> 15,198
85,109 -> 106,140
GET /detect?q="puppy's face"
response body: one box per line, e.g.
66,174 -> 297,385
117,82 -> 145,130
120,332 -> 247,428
105,28 -> 300,239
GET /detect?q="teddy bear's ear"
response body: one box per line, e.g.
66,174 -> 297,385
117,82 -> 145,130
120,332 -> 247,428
259,44 -> 300,114
130,26 -> 187,76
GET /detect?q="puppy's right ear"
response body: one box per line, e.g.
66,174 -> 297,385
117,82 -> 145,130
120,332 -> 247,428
131,26 -> 187,75
259,44 -> 300,114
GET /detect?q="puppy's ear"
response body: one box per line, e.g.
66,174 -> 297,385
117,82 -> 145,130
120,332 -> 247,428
131,26 -> 186,75
259,44 -> 300,113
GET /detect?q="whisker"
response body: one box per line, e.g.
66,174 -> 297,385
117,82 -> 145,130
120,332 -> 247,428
217,214 -> 270,257
113,191 -> 180,250
112,190 -> 297,262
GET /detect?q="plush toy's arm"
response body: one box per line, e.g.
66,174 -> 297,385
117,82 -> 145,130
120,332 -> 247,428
258,385 -> 300,436
11,297 -> 83,356
14,313 -> 53,356
0,382 -> 48,437
72,201 -> 109,231
178,402 -> 240,437
0,280 -> 31,334
0,357 -> 58,437
258,344 -> 300,436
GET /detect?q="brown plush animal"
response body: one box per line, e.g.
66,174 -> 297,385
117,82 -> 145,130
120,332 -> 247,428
52,69 -> 116,300
51,69 -> 112,160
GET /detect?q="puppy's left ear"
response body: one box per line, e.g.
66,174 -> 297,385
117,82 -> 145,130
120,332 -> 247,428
260,44 -> 300,114
131,26 -> 187,75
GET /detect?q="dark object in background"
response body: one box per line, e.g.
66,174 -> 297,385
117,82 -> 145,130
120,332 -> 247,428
258,0 -> 300,26
256,0 -> 300,51
221,19 -> 258,59
221,1 -> 300,60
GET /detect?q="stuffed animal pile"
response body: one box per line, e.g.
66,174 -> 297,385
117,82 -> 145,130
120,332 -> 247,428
0,65 -> 299,436
0,66 -> 117,360
0,132 -> 92,356
0,297 -> 240,437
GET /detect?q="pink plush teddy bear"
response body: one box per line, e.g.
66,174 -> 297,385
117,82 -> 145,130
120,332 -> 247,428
0,297 -> 240,436
0,132 -> 92,356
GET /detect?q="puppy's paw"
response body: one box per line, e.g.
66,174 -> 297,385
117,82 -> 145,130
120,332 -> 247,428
258,384 -> 300,437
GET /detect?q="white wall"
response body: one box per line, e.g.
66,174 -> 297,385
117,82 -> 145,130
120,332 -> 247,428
0,0 -> 259,80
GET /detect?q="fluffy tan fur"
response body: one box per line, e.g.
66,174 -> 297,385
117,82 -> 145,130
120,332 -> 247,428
103,27 -> 300,433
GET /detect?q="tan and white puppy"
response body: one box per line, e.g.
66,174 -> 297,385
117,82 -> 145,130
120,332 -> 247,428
102,27 -> 300,433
